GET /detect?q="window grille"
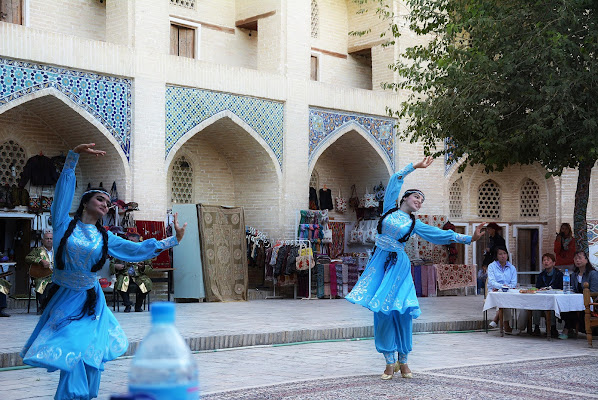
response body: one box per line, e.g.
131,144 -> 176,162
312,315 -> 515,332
449,178 -> 463,219
520,178 -> 540,217
477,179 -> 500,219
311,0 -> 319,38
0,140 -> 26,186
310,170 -> 319,190
171,156 -> 193,204
170,0 -> 195,9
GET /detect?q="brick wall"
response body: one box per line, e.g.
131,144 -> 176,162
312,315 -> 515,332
28,0 -> 106,42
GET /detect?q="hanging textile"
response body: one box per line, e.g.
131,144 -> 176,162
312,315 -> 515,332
135,220 -> 171,268
199,205 -> 248,302
435,264 -> 476,291
329,222 -> 345,258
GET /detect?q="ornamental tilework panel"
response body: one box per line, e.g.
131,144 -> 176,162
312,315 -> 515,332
0,57 -> 132,159
588,220 -> 598,268
308,107 -> 395,171
165,86 -> 284,168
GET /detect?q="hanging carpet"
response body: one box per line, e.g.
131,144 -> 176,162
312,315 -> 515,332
198,205 -> 248,302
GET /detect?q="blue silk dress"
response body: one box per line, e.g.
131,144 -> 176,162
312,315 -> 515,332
20,151 -> 179,400
345,163 -> 472,365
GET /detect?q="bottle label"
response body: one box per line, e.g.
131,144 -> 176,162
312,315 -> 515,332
129,383 -> 199,400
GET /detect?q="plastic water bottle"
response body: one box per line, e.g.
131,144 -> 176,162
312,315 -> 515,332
129,302 -> 199,400
563,269 -> 571,294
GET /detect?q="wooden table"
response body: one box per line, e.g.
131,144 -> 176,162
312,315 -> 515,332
483,289 -> 585,340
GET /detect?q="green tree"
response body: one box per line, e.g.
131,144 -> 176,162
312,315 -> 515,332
365,0 -> 598,252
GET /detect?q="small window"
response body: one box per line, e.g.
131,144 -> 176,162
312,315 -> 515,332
478,179 -> 501,219
449,178 -> 463,219
520,178 -> 540,217
0,140 -> 26,186
170,23 -> 195,59
0,0 -> 23,25
171,156 -> 193,204
310,56 -> 318,81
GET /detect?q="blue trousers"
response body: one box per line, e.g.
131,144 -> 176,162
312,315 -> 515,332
55,359 -> 101,400
374,310 -> 412,364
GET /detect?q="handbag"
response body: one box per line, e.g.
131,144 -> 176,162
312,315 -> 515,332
348,184 -> 359,209
334,189 -> 347,213
28,195 -> 41,214
364,188 -> 378,208
349,220 -> 364,244
373,181 -> 386,202
296,243 -> 315,271
365,220 -> 378,243
41,196 -> 52,212
110,181 -> 119,203
322,223 -> 333,244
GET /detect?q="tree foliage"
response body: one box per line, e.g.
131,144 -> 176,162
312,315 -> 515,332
364,0 -> 598,250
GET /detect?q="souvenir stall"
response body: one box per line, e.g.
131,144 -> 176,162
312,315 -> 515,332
246,227 -> 271,291
306,180 -> 477,298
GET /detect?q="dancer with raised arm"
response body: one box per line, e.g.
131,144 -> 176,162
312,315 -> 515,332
346,156 -> 485,380
20,143 -> 187,400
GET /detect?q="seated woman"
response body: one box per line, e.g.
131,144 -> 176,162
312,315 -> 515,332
487,247 -> 518,333
559,250 -> 598,339
532,253 -> 563,337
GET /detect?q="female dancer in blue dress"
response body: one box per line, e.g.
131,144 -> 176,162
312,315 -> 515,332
20,143 -> 187,399
346,156 -> 485,380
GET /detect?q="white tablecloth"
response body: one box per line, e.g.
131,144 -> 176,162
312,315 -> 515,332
483,290 -> 585,318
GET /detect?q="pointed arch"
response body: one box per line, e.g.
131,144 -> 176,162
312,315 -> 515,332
308,121 -> 394,177
0,87 -> 130,169
165,110 -> 282,183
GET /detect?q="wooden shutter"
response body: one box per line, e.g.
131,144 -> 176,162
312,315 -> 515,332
310,56 -> 318,81
170,23 -> 195,59
0,0 -> 23,25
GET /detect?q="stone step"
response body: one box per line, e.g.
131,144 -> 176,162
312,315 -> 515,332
0,318 -> 485,368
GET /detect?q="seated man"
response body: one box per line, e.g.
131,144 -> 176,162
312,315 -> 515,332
24,230 -> 54,314
532,253 -> 563,337
110,232 -> 153,312
487,246 -> 518,333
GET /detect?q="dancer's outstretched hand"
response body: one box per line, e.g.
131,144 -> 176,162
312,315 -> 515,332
173,212 -> 188,242
414,156 -> 434,169
471,223 -> 487,242
73,143 -> 106,157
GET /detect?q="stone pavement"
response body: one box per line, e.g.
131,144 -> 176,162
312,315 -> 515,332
1,296 -> 596,399
1,296 -> 486,368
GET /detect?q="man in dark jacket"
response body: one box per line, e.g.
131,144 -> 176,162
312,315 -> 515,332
482,222 -> 506,268
532,253 -> 563,337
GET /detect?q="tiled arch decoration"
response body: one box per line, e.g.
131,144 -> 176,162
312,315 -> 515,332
165,86 -> 284,168
308,107 -> 395,171
0,57 -> 132,159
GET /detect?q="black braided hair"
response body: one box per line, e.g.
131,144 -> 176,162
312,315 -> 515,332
377,206 -> 399,234
46,188 -> 109,320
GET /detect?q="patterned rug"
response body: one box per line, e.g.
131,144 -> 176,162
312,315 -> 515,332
202,356 -> 598,400
434,263 -> 476,290
199,205 -> 248,302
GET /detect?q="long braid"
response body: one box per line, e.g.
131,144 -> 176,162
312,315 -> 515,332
377,206 -> 399,234
55,215 -> 80,270
91,221 -> 108,272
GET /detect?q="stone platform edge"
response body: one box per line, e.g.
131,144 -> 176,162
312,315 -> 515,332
0,319 -> 484,368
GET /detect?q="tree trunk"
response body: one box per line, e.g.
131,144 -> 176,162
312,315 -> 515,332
573,161 -> 594,254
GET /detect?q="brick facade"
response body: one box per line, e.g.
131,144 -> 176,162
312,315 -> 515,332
0,0 -> 596,267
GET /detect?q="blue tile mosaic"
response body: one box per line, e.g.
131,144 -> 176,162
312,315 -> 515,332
165,86 -> 284,168
444,138 -> 457,175
308,107 -> 395,171
0,57 -> 132,159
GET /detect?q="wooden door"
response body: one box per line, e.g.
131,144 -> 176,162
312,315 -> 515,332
0,0 -> 22,25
